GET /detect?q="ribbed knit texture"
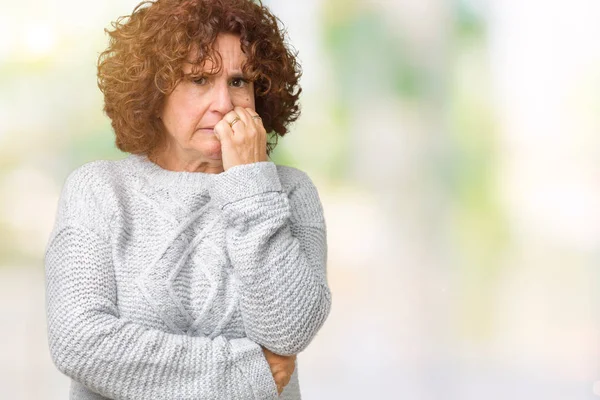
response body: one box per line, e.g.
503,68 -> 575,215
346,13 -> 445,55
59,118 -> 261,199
44,154 -> 331,400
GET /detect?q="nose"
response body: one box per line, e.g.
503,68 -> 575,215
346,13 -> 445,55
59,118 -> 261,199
211,81 -> 234,115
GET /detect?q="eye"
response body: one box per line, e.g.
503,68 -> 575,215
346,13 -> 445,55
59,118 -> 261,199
192,76 -> 207,85
231,77 -> 249,88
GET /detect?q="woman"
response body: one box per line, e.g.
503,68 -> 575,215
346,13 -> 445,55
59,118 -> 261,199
44,0 -> 331,399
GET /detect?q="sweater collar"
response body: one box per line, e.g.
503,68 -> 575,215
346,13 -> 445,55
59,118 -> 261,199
128,153 -> 217,187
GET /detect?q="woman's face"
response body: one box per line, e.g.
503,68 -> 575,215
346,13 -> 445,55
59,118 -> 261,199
158,33 -> 255,167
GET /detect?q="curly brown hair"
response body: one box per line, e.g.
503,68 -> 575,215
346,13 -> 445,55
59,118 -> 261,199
97,0 -> 302,157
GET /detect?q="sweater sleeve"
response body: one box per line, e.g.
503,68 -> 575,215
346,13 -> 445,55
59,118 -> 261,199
44,164 -> 278,400
45,223 -> 278,400
210,162 -> 332,356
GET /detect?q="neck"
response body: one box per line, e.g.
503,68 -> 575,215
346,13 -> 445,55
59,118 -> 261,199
149,147 -> 225,174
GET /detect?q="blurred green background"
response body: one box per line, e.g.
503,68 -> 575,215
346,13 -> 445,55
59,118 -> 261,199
1,0 -> 599,398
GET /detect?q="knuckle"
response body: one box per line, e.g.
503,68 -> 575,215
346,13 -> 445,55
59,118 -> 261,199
273,369 -> 285,377
275,373 -> 288,383
214,127 -> 229,140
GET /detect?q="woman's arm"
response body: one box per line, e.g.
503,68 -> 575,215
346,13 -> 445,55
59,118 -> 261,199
45,223 -> 278,400
211,162 -> 332,356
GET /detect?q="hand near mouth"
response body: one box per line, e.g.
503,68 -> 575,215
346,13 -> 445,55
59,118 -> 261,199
213,106 -> 268,171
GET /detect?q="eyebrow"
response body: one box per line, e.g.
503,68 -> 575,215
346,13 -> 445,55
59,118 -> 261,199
229,71 -> 247,79
187,72 -> 250,83
184,66 -> 247,78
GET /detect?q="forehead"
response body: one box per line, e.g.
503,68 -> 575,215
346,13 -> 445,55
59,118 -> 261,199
182,33 -> 247,74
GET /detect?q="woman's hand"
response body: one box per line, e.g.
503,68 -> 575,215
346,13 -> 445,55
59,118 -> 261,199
214,106 -> 268,171
261,346 -> 297,395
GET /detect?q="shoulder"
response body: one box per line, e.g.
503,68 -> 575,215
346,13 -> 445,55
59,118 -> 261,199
55,159 -> 126,237
275,164 -> 313,191
62,159 -> 126,205
63,159 -> 119,191
275,164 -> 325,224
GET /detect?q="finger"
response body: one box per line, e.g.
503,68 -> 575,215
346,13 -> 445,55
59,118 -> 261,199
233,106 -> 256,135
245,108 -> 260,118
224,110 -> 243,133
245,108 -> 264,127
269,360 -> 295,376
270,364 -> 285,376
245,108 -> 266,141
213,119 -> 234,144
275,378 -> 289,395
274,370 -> 291,386
279,373 -> 291,387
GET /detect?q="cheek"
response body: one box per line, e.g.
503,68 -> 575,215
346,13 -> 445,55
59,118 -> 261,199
164,88 -> 208,133
235,94 -> 255,109
247,85 -> 256,108
231,87 -> 255,109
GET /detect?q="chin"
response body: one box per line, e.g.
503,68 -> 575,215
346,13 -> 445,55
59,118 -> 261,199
203,145 -> 223,160
189,139 -> 222,160
206,153 -> 222,160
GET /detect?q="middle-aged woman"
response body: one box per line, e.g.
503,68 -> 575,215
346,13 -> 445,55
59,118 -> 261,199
44,0 -> 332,399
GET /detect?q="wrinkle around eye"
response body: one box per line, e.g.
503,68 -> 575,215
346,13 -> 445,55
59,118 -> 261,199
192,76 -> 208,85
230,77 -> 251,88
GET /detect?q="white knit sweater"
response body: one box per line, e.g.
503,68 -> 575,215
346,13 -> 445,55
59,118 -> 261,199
44,154 -> 331,400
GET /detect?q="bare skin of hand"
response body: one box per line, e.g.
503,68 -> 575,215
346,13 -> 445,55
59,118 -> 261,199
261,346 -> 297,395
213,106 -> 268,171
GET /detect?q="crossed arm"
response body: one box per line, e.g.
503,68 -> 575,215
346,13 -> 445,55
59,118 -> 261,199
45,224 -> 279,399
45,162 -> 330,399
211,162 -> 332,356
